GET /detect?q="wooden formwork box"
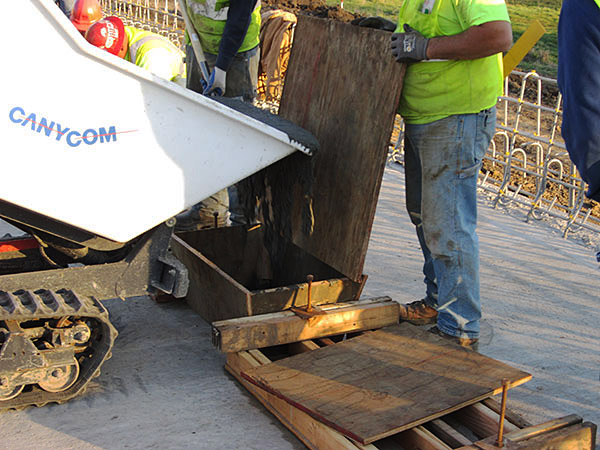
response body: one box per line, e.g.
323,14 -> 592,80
171,16 -> 404,323
171,227 -> 363,323
172,15 -> 597,450
171,14 -> 598,450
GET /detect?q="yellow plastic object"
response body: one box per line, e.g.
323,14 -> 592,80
503,20 -> 546,78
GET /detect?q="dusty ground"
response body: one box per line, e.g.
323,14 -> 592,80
0,164 -> 598,449
262,0 -> 360,22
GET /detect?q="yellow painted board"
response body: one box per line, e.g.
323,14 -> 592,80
503,20 -> 546,78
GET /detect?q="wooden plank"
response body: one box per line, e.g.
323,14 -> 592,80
251,16 -> 405,281
427,418 -> 473,448
289,340 -> 321,354
470,420 -> 596,449
504,414 -> 582,442
394,425 -> 453,450
225,350 -> 371,450
453,402 -> 520,439
248,348 -> 272,366
508,421 -> 595,449
480,397 -> 532,429
212,297 -> 397,352
241,323 -> 531,445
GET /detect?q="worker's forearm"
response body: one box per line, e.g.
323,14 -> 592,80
426,21 -> 512,60
216,0 -> 257,71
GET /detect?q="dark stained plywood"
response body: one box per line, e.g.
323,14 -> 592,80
253,16 -> 405,282
171,228 -> 361,323
171,234 -> 252,322
241,323 -> 532,445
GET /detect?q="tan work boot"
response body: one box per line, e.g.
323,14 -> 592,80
429,326 -> 479,351
398,299 -> 438,325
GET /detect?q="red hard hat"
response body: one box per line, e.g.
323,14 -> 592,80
85,17 -> 127,57
70,0 -> 102,34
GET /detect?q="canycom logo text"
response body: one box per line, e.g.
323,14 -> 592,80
9,106 -> 123,148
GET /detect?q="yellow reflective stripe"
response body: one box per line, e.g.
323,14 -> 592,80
396,0 -> 506,123
129,35 -> 182,64
125,27 -> 185,79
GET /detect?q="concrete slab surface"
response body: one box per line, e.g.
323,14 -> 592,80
0,164 -> 598,449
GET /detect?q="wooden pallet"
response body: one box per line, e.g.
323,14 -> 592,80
224,332 -> 596,450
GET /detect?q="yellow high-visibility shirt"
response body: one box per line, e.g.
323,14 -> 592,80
396,0 -> 510,124
125,27 -> 185,81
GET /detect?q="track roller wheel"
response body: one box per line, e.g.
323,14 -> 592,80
38,359 -> 80,393
0,382 -> 24,401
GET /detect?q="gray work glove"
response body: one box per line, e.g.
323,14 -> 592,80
203,67 -> 226,97
352,16 -> 396,32
390,24 -> 429,63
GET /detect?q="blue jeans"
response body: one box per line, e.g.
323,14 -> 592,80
404,107 -> 496,339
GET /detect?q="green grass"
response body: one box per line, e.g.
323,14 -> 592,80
506,3 -> 559,77
325,0 -> 561,77
326,0 -> 399,19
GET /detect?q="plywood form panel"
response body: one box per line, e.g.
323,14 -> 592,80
242,323 -> 531,445
225,351 -> 367,450
171,235 -> 251,322
258,16 -> 405,281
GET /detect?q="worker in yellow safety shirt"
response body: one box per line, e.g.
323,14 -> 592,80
174,0 -> 262,231
85,16 -> 186,85
183,0 -> 261,100
176,0 -> 260,231
386,0 -> 513,351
